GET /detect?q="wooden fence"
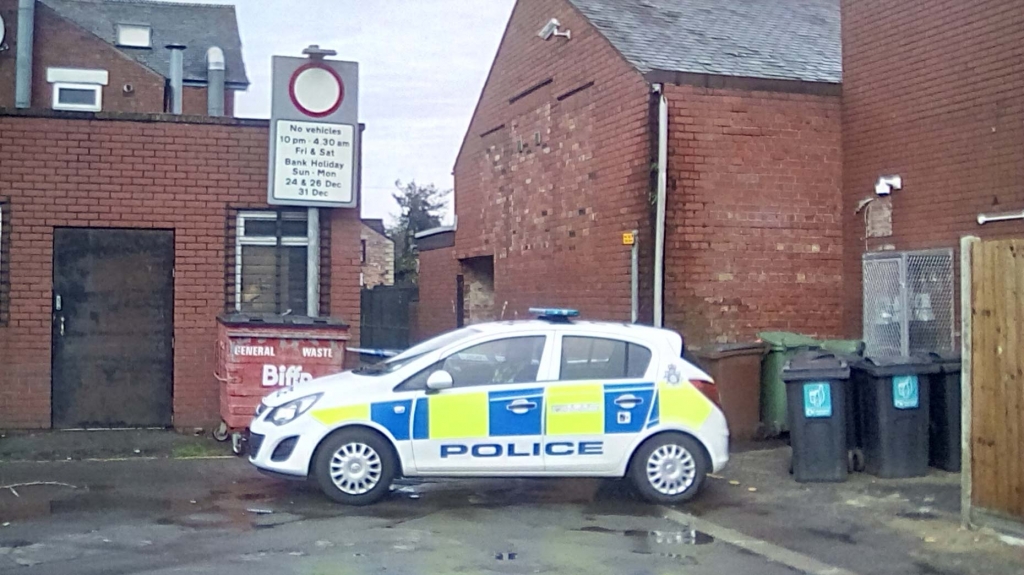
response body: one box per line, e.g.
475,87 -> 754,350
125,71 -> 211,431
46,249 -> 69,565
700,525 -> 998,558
964,237 -> 1024,529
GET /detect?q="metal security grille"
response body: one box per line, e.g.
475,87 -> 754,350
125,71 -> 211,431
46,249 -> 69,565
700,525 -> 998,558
863,249 -> 955,357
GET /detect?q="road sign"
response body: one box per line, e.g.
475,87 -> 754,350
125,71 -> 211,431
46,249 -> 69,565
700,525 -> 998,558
268,51 -> 359,208
622,232 -> 636,246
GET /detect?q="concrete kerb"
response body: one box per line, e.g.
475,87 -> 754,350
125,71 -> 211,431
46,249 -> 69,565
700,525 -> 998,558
661,506 -> 861,575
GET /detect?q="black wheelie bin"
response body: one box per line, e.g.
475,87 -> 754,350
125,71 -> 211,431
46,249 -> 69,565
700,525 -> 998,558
851,356 -> 941,478
783,351 -> 852,482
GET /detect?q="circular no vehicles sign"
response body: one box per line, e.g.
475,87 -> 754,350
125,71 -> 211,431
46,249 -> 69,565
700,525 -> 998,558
289,63 -> 344,118
269,56 -> 359,208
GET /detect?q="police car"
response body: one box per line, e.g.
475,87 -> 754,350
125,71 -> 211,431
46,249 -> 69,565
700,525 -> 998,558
248,309 -> 729,506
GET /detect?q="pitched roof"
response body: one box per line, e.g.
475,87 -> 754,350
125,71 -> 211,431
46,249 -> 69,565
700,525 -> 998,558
41,0 -> 249,87
361,219 -> 388,237
567,0 -> 841,84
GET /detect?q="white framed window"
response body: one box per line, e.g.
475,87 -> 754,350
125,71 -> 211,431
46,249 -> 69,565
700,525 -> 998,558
116,24 -> 152,48
52,83 -> 103,112
235,209 -> 320,316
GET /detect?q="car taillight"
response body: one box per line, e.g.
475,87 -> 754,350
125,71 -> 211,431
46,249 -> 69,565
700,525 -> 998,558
691,379 -> 721,408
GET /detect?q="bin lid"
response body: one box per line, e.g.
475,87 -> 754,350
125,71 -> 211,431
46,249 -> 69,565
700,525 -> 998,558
926,351 -> 962,372
818,339 -> 866,356
758,331 -> 821,351
690,342 -> 768,360
782,350 -> 850,382
853,355 -> 942,377
217,313 -> 349,328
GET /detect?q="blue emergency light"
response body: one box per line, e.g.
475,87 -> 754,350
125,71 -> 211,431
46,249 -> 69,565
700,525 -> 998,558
530,307 -> 580,323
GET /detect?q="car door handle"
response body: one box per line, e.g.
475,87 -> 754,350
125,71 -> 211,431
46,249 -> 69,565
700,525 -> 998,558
506,399 -> 537,415
614,394 -> 643,409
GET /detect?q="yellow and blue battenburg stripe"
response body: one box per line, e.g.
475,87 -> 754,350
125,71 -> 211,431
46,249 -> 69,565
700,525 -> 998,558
310,380 -> 713,440
604,382 -> 655,433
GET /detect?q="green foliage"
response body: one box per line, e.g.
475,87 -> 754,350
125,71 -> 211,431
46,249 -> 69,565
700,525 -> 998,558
388,180 -> 450,286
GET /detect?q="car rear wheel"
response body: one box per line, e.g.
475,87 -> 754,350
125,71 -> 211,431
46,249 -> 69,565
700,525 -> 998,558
313,428 -> 395,506
629,433 -> 708,504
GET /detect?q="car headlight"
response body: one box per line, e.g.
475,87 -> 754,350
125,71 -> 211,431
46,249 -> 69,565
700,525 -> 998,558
267,393 -> 322,426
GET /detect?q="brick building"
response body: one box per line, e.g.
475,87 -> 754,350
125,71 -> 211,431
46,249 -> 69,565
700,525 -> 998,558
0,111 -> 362,429
840,0 -> 1023,347
0,0 -> 247,115
841,0 -> 1023,530
418,0 -> 844,346
360,218 -> 394,288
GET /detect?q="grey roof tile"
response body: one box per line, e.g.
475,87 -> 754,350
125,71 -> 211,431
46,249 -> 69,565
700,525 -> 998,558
568,0 -> 841,83
41,0 -> 248,86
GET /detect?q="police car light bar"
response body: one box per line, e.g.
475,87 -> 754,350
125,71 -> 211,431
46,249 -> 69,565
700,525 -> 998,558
529,307 -> 580,322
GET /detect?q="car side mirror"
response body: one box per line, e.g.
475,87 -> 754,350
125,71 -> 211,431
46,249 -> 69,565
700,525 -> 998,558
426,370 -> 454,392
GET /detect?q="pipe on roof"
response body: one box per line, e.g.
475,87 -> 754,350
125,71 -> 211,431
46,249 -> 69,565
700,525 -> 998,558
14,0 -> 35,108
206,46 -> 225,117
166,43 -> 186,114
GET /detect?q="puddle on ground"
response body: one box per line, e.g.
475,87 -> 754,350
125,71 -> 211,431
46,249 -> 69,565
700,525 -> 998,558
897,509 -> 938,521
1,474 -> 664,531
576,524 -> 714,558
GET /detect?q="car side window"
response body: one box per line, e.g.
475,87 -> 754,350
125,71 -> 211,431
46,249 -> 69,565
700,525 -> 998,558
442,336 -> 545,388
394,336 -> 547,391
560,336 -> 652,381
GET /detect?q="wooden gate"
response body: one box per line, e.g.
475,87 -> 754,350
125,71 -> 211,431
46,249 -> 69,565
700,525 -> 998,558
964,237 -> 1024,529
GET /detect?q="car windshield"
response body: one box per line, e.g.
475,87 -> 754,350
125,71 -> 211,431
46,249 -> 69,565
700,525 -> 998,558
353,327 -> 481,376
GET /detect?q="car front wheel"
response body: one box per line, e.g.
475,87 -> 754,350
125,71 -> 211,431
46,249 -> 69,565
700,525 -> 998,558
629,433 -> 708,504
313,428 -> 395,506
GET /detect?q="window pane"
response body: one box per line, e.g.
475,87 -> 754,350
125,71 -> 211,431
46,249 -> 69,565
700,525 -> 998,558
243,218 -> 307,239
239,245 -> 277,313
238,245 -> 307,314
117,25 -> 151,47
280,213 -> 308,238
560,336 -> 639,380
58,88 -> 97,106
283,245 -> 308,314
442,336 -> 545,387
243,220 -> 278,237
626,344 -> 653,378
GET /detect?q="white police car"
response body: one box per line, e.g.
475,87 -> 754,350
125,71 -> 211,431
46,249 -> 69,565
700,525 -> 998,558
248,309 -> 729,505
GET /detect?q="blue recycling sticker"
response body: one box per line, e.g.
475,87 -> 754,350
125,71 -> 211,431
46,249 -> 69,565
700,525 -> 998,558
893,375 -> 920,409
803,382 -> 833,418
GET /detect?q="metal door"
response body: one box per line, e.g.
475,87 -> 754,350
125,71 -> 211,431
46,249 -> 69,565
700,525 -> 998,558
52,229 -> 174,428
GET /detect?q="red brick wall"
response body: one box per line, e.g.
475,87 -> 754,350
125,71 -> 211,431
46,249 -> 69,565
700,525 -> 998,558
452,0 -> 653,323
840,0 -> 1024,337
664,85 -> 845,344
182,86 -> 236,117
0,112 -> 361,429
414,246 -> 458,341
0,1 -> 223,116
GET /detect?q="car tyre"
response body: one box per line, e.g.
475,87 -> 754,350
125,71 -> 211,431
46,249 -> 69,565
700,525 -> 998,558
313,428 -> 395,506
629,432 -> 708,505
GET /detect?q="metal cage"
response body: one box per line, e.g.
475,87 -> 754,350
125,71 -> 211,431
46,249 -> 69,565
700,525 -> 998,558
863,249 -> 955,357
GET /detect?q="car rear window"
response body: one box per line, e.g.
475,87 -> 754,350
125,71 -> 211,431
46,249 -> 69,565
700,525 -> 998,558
559,336 -> 652,381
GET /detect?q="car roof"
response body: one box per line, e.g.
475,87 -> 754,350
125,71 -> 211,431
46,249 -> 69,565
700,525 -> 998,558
468,319 -> 677,339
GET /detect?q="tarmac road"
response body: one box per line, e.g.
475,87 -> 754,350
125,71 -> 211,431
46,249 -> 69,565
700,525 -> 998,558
0,457 -> 802,575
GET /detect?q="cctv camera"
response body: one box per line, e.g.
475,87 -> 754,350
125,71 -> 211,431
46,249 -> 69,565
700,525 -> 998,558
538,18 -> 560,40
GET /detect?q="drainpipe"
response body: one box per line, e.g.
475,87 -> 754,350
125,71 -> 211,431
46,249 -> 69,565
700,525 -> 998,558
206,46 -> 225,117
166,43 -> 186,114
14,0 -> 35,108
653,84 -> 668,327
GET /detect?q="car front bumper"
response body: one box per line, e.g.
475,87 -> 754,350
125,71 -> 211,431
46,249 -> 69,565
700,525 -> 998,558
247,414 -> 327,479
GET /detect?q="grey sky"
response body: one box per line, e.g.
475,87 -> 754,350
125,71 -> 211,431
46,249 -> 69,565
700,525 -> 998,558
190,0 -> 515,223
